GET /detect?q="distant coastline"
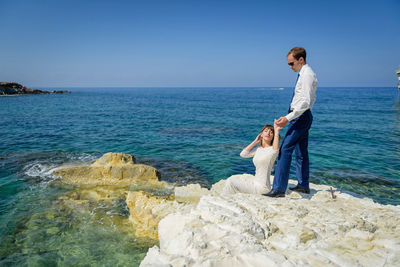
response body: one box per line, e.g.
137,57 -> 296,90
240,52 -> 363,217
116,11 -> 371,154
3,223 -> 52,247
0,82 -> 71,95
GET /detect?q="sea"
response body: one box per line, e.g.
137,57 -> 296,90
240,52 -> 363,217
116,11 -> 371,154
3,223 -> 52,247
1,87 -> 399,266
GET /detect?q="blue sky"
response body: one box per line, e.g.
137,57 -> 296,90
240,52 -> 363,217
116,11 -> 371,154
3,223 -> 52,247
1,0 -> 399,87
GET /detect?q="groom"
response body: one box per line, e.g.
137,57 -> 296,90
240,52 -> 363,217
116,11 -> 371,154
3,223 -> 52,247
264,47 -> 318,198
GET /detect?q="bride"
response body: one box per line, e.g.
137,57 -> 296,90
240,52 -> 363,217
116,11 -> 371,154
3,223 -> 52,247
223,121 -> 281,195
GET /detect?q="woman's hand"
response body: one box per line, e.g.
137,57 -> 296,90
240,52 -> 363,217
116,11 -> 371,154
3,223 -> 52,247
253,133 -> 262,143
274,119 -> 283,132
272,120 -> 281,151
242,133 -> 261,156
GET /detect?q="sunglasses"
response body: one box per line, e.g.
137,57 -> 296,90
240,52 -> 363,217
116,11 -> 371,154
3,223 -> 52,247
288,62 -> 295,66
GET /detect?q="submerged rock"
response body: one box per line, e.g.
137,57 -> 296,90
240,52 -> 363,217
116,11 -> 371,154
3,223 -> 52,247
52,152 -> 173,240
140,181 -> 400,267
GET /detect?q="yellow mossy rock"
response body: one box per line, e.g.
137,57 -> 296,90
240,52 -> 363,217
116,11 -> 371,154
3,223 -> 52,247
126,191 -> 188,240
53,152 -> 161,186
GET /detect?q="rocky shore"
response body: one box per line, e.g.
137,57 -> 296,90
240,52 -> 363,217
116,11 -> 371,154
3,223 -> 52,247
142,185 -> 400,266
0,82 -> 70,95
52,153 -> 400,267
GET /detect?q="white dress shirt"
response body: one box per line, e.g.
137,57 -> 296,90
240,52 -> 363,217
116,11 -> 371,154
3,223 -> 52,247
285,64 -> 318,121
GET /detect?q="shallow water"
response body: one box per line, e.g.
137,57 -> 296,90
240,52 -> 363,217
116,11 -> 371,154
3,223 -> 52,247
0,87 -> 399,265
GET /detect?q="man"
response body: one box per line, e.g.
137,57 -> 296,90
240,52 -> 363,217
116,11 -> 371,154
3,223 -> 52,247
264,47 -> 317,198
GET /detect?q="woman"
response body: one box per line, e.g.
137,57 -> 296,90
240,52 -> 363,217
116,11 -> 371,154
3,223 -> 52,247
223,121 -> 282,194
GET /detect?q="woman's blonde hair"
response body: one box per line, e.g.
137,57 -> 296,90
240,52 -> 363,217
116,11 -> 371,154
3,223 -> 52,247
259,124 -> 275,147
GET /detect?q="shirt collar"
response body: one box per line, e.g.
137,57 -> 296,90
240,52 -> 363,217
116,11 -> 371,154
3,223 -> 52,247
299,64 -> 309,76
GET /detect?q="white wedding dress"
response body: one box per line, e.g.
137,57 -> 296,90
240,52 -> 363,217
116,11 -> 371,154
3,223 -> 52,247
223,146 -> 279,194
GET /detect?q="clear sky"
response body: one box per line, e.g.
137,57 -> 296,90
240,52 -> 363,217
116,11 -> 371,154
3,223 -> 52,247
1,0 -> 399,87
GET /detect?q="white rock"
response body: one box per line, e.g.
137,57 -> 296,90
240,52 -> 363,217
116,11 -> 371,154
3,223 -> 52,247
174,183 -> 211,202
140,181 -> 400,267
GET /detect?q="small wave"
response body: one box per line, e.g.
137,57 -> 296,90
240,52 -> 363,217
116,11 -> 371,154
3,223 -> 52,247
69,153 -> 99,163
23,153 -> 97,178
256,87 -> 285,91
14,152 -> 99,187
22,162 -> 65,189
24,162 -> 58,177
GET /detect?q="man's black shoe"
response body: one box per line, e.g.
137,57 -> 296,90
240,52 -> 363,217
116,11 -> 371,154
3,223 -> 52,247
262,189 -> 285,198
289,185 -> 310,194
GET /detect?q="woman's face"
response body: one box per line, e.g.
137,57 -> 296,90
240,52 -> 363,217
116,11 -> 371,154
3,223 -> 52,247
261,128 -> 274,144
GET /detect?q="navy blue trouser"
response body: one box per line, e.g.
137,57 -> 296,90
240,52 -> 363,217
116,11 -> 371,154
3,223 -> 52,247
273,110 -> 313,192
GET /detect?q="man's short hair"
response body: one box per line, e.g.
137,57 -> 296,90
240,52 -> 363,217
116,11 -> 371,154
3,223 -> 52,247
288,47 -> 307,62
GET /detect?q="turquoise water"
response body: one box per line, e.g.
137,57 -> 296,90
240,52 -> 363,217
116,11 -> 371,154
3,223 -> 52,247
1,87 -> 399,265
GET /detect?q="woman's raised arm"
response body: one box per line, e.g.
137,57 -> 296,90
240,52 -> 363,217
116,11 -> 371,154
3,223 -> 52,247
273,120 -> 282,151
243,134 -> 260,153
240,134 -> 260,158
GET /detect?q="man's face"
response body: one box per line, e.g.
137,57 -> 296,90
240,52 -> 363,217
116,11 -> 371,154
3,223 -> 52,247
287,54 -> 302,72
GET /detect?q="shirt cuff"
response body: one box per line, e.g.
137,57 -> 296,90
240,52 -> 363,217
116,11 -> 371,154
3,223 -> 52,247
285,112 -> 295,121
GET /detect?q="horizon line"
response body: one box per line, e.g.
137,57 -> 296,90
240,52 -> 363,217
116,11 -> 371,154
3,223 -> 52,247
31,85 -> 398,89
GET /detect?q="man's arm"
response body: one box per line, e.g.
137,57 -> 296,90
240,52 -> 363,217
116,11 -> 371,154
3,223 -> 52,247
276,73 -> 315,128
285,73 -> 314,122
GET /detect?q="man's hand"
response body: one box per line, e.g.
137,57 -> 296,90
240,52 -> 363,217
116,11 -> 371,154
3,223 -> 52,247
275,116 -> 289,128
